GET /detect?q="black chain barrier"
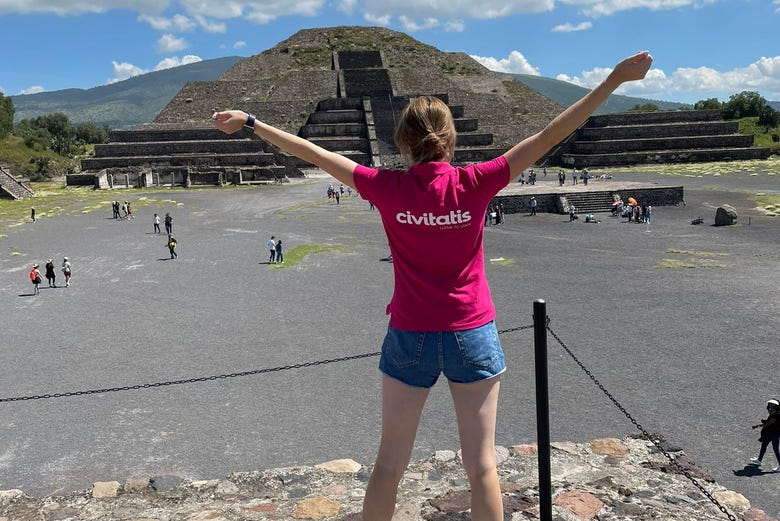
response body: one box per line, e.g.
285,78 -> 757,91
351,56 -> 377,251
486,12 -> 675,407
0,320 -> 736,520
546,322 -> 738,521
0,325 -> 533,404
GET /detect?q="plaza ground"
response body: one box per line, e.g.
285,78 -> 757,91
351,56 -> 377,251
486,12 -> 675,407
1,162 -> 779,517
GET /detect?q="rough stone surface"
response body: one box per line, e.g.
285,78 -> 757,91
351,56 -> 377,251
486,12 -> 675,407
715,204 -> 739,225
553,490 -> 605,520
589,438 -> 629,458
315,459 -> 362,473
1,437 -> 773,521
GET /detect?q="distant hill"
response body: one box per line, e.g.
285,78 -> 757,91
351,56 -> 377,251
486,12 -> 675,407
11,56 -> 243,129
509,73 -> 691,114
770,101 -> 780,112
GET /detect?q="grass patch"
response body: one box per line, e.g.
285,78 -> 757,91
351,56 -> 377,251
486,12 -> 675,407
665,249 -> 728,258
600,155 -> 780,179
657,248 -> 730,269
656,258 -> 728,269
755,193 -> 780,215
270,244 -> 350,268
488,257 -> 516,266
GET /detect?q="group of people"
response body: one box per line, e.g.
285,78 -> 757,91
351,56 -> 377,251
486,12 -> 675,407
153,212 -> 174,235
29,257 -> 71,295
326,183 -> 354,204
612,196 -> 652,223
485,203 -> 504,226
267,235 -> 284,264
111,200 -> 135,219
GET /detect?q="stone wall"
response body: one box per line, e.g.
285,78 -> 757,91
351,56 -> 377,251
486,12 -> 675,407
1,437 -> 773,521
493,187 -> 685,215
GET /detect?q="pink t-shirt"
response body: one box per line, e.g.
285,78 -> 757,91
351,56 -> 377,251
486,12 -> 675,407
353,155 -> 510,331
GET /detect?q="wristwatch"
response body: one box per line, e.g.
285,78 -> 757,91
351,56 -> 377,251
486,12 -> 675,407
245,114 -> 256,129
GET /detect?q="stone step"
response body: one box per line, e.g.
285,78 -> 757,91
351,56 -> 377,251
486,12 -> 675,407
456,133 -> 494,147
307,136 -> 370,152
308,110 -> 363,124
561,191 -> 619,213
93,139 -> 267,158
299,123 -> 366,138
569,134 -> 754,154
82,152 -> 278,170
578,121 -> 738,140
455,119 -> 478,132
561,147 -> 772,167
586,109 -> 723,127
317,98 -> 364,111
453,147 -> 506,164
108,128 -> 245,143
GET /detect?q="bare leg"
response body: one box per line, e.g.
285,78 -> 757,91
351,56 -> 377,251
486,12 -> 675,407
362,376 -> 430,521
449,377 -> 503,521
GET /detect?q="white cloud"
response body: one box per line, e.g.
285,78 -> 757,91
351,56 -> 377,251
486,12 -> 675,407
470,50 -> 541,75
155,55 -> 202,70
107,61 -> 146,84
19,85 -> 45,95
157,33 -> 188,53
570,0 -> 700,19
364,12 -> 392,25
178,0 -> 324,23
337,0 -> 358,14
445,20 -> 466,32
551,21 -> 592,32
399,15 -> 440,31
361,0 -> 554,20
233,40 -> 247,49
0,0 -> 169,16
194,14 -> 226,33
138,13 -> 195,31
554,55 -> 780,102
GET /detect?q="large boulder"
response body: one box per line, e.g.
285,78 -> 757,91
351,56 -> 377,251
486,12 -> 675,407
715,204 -> 738,226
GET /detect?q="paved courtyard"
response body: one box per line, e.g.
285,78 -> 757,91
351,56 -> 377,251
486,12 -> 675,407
1,165 -> 779,517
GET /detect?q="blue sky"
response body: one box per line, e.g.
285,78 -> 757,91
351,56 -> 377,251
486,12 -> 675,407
1,0 -> 779,104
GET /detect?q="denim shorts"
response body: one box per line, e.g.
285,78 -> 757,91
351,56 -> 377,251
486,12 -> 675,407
378,321 -> 506,388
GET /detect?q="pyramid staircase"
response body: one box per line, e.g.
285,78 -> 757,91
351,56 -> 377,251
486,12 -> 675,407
0,165 -> 34,200
558,191 -> 618,214
549,109 -> 771,167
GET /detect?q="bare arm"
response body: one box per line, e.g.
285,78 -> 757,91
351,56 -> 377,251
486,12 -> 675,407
211,110 -> 358,189
503,51 -> 653,181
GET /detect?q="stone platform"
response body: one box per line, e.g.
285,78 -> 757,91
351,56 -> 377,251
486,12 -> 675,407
1,437 -> 773,521
493,175 -> 684,215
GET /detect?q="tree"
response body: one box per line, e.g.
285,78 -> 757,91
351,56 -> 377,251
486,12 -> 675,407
758,104 -> 780,130
694,98 -> 721,110
629,103 -> 659,112
74,122 -> 109,144
0,93 -> 14,138
722,91 -> 766,119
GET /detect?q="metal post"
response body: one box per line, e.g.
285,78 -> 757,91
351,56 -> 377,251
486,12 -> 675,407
533,299 -> 552,521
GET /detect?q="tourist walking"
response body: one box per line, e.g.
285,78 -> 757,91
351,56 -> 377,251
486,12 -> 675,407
212,50 -> 652,521
29,263 -> 42,294
749,399 -> 780,471
153,213 -> 161,234
45,259 -> 57,288
530,196 -> 537,216
61,257 -> 72,287
569,202 -> 577,221
30,207 -> 36,222
167,235 -> 178,259
267,236 -> 276,263
164,213 -> 173,234
275,239 -> 284,263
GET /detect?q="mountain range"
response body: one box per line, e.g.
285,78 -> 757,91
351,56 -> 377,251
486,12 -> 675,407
10,56 -> 777,129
